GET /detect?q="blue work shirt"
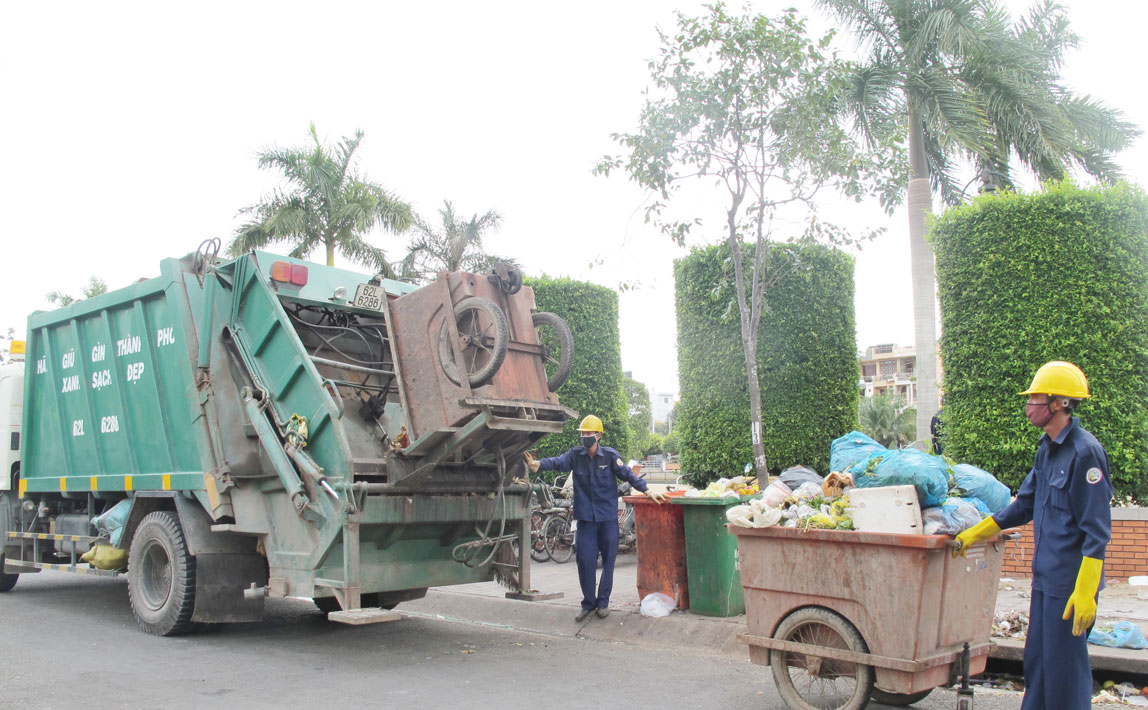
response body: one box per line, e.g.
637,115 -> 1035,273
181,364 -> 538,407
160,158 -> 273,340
994,417 -> 1113,597
537,444 -> 648,522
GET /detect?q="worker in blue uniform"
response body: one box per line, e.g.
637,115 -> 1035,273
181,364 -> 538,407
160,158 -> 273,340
525,414 -> 666,622
955,361 -> 1112,709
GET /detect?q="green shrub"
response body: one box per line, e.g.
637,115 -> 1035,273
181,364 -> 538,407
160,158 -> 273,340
675,242 -> 859,484
932,181 -> 1148,500
526,276 -> 630,471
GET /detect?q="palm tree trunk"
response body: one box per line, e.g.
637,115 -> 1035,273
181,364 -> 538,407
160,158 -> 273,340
908,108 -> 939,451
326,241 -> 335,266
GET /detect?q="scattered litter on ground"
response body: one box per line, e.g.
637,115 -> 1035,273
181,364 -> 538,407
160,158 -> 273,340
992,610 -> 1029,639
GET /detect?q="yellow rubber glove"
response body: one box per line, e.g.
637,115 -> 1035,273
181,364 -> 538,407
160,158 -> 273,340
952,516 -> 1001,557
1063,556 -> 1103,636
523,452 -> 540,474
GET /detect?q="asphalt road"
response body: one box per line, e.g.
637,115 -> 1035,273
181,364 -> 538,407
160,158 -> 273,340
0,573 -> 1025,710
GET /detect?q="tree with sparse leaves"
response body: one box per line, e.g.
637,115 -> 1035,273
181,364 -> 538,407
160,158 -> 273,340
46,276 -> 107,308
229,123 -> 413,272
819,0 -> 1140,446
596,5 -> 894,479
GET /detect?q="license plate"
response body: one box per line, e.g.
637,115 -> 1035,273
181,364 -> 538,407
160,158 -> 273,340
352,283 -> 385,311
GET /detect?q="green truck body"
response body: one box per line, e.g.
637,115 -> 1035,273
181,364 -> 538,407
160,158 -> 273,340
1,247 -> 572,634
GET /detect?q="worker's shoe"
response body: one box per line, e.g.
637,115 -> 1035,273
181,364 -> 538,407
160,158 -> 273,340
575,607 -> 593,623
596,607 -> 610,618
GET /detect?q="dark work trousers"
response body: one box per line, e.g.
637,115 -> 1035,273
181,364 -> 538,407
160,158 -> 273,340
574,519 -> 619,612
1022,589 -> 1093,710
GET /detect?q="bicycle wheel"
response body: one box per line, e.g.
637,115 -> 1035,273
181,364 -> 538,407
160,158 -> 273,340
544,515 -> 575,564
530,511 -> 550,562
770,607 -> 873,710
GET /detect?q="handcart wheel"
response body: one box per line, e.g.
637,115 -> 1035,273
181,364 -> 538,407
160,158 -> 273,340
438,296 -> 509,387
531,311 -> 574,391
870,688 -> 932,706
770,607 -> 874,710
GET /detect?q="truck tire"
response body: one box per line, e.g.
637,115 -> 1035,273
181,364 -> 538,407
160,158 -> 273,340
531,311 -> 574,391
0,555 -> 17,592
438,297 -> 509,387
127,511 -> 196,636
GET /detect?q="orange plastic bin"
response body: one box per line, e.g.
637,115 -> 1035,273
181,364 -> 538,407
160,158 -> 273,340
623,494 -> 689,610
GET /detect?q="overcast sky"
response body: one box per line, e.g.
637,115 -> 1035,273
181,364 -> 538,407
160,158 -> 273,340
2,0 -> 1144,394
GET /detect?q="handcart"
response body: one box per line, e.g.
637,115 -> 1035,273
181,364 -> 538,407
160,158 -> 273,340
731,525 -> 1009,709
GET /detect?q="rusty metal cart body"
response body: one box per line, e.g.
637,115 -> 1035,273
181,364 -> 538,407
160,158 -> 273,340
732,525 -> 1007,709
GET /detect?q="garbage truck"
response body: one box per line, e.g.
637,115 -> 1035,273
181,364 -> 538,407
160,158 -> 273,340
0,241 -> 575,635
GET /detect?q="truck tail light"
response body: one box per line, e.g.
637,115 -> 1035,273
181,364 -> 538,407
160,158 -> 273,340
271,261 -> 308,286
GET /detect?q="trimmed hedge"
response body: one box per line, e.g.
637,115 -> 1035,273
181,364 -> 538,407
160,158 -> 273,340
676,242 -> 859,484
526,277 -> 631,469
932,181 -> 1148,500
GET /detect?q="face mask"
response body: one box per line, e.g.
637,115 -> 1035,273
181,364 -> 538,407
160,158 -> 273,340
1026,401 -> 1055,428
581,435 -> 598,449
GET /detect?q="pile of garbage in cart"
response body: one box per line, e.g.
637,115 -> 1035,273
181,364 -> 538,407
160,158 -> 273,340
721,431 -> 1012,535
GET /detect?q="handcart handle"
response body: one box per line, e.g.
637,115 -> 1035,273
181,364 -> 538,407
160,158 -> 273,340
945,531 -> 1020,549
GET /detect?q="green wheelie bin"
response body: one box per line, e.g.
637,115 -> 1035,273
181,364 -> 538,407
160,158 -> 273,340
672,497 -> 745,616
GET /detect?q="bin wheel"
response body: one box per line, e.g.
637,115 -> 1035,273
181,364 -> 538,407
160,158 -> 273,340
530,511 -> 551,563
531,312 -> 574,391
870,688 -> 933,706
544,516 -> 575,564
127,511 -> 196,636
438,296 -> 509,387
770,607 -> 874,710
0,555 -> 18,592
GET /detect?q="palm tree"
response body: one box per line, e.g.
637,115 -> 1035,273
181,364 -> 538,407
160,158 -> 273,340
47,276 -> 108,307
398,200 -> 514,283
818,0 -> 1139,447
229,123 -> 413,271
859,392 -> 917,448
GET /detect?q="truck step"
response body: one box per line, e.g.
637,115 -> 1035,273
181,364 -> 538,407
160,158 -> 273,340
7,531 -> 100,543
4,559 -> 120,577
327,608 -> 402,625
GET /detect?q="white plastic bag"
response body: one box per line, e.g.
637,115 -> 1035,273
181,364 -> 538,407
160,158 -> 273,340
751,507 -> 783,528
792,481 -> 822,501
761,480 -> 792,508
726,505 -> 754,528
640,592 -> 676,618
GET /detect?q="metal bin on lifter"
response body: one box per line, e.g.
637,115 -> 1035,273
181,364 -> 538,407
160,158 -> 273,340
731,525 -> 1007,709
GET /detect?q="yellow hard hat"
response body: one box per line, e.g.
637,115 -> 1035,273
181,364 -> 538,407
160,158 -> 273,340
1019,361 -> 1090,399
576,414 -> 604,433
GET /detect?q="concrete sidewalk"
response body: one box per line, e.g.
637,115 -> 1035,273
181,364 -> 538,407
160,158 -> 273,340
403,551 -> 1148,673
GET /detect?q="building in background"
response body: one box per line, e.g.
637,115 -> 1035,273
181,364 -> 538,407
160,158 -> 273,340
859,344 -> 918,404
651,391 -> 676,433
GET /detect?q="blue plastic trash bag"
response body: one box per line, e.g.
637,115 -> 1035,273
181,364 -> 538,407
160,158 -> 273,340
852,448 -> 949,508
830,431 -> 886,473
922,497 -> 990,535
1088,621 -> 1148,650
92,499 -> 131,546
952,463 -> 1011,514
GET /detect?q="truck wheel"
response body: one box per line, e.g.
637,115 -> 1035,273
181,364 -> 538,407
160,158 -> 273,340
0,555 -> 17,592
532,312 -> 574,391
770,607 -> 873,710
127,511 -> 196,636
438,297 -> 509,387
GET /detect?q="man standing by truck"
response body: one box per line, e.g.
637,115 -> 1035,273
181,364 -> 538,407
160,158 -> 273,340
955,361 -> 1112,709
525,415 -> 666,622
